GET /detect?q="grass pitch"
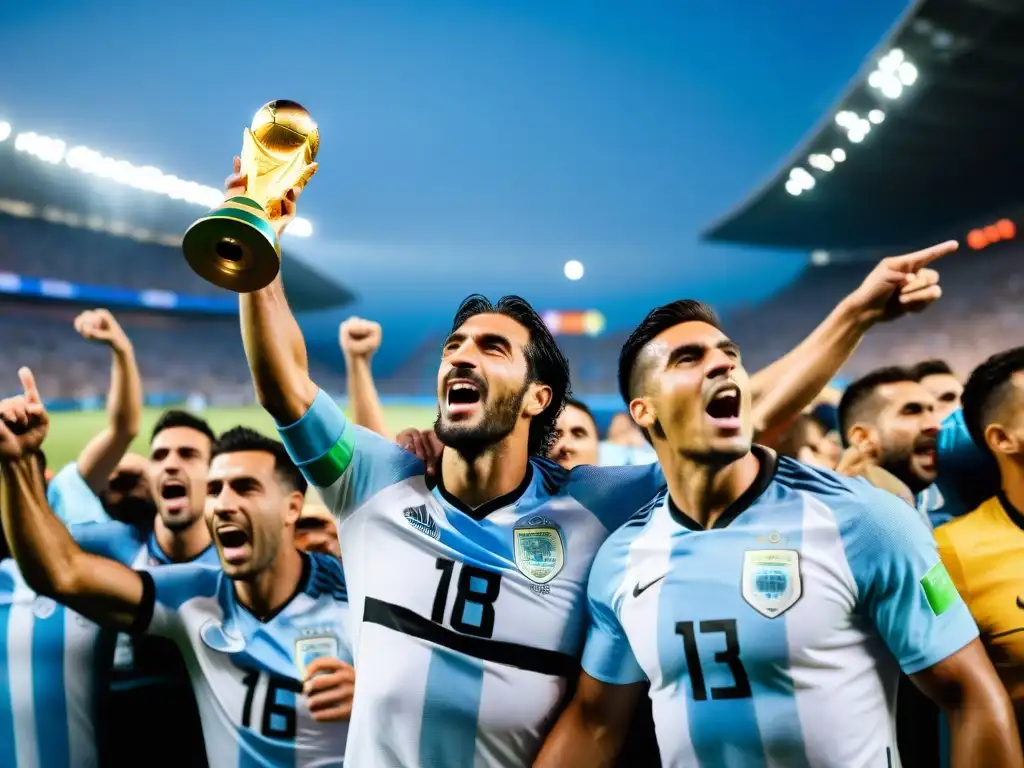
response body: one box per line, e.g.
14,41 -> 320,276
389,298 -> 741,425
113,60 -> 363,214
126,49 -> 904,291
44,404 -> 437,472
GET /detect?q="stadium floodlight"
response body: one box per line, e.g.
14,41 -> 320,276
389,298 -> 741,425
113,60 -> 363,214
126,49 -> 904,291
784,179 -> 803,196
808,153 -> 835,172
869,48 -> 917,101
848,130 -> 866,144
897,62 -> 918,86
831,148 -> 847,162
835,111 -> 858,129
868,109 -> 885,124
563,259 -> 584,280
788,167 -> 815,193
8,126 -> 315,239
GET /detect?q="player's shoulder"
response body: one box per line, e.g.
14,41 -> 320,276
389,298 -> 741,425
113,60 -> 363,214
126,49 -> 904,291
71,519 -> 144,562
935,496 -> 1001,545
304,553 -> 348,604
148,560 -> 224,605
590,489 -> 667,591
552,459 -> 665,529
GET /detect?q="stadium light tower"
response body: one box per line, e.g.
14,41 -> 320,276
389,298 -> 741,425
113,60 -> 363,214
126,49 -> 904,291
0,121 -> 11,142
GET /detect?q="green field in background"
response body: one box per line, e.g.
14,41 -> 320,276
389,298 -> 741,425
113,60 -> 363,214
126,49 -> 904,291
43,404 -> 437,471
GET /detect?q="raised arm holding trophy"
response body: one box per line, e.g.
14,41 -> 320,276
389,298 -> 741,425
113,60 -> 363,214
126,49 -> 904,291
182,100 -> 319,292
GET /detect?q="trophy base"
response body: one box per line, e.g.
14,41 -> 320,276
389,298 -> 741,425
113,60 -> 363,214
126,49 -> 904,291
182,197 -> 281,293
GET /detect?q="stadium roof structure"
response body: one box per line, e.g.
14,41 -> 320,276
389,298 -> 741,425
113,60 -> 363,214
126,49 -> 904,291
704,0 -> 1024,253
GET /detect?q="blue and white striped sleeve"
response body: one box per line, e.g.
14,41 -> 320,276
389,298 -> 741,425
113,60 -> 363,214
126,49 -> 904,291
276,389 -> 423,521
47,463 -> 108,526
580,545 -> 646,685
136,563 -> 220,638
839,485 -> 978,675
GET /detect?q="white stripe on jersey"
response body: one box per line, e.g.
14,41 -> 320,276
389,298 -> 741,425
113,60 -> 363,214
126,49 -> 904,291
7,584 -> 40,768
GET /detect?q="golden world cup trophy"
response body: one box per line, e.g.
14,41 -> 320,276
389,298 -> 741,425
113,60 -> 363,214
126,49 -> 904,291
182,100 -> 319,292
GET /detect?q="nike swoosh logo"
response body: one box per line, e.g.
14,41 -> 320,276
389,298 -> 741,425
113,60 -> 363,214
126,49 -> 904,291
632,575 -> 666,598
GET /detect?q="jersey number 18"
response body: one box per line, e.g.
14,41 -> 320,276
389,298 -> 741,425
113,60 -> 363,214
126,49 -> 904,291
432,557 -> 502,639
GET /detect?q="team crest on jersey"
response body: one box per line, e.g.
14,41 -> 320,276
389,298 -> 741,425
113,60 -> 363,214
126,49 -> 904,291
403,504 -> 439,539
32,596 -> 57,619
741,549 -> 802,619
200,619 -> 246,653
295,630 -> 340,677
513,515 -> 565,584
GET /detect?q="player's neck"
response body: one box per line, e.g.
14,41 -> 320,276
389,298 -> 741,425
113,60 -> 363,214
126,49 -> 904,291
662,449 -> 761,529
154,515 -> 211,563
440,437 -> 530,513
999,457 -> 1024,515
234,547 -> 306,622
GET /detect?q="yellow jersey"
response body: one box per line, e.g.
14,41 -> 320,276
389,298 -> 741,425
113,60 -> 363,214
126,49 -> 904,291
935,493 -> 1024,707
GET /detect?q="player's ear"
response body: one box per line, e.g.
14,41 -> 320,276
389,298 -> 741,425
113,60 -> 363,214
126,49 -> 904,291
285,490 -> 304,527
629,397 -> 655,433
522,382 -> 552,418
984,422 -> 1015,456
847,424 -> 875,453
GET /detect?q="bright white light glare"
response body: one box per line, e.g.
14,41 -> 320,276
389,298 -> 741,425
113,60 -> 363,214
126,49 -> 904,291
9,127 -> 316,238
788,167 -> 815,191
563,260 -> 584,280
868,71 -> 885,89
831,148 -> 847,162
897,61 -> 918,86
868,109 -> 885,124
879,48 -> 904,72
289,217 -> 313,238
848,130 -> 866,144
15,132 -> 67,164
881,79 -> 903,99
785,179 -> 803,196
835,111 -> 858,129
808,153 -> 835,172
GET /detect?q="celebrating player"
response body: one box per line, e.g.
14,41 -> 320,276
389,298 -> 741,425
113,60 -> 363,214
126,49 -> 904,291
0,374 -> 355,767
536,299 -> 1021,768
231,163 -> 968,765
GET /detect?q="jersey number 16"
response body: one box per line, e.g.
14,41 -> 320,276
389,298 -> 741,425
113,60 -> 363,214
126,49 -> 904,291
432,557 -> 502,639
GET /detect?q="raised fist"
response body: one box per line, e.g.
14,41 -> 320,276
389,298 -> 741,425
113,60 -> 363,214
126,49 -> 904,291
74,308 -> 129,350
0,368 -> 50,460
339,317 -> 383,360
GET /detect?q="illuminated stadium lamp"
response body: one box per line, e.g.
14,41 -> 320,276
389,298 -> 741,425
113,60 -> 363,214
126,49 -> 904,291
868,109 -> 885,124
997,219 -> 1016,239
789,167 -> 814,191
11,131 -> 316,239
0,121 -> 11,142
808,153 -> 835,172
835,111 -> 859,129
848,130 -> 866,144
563,259 -> 584,280
897,62 -> 918,86
784,179 -> 803,196
831,148 -> 847,162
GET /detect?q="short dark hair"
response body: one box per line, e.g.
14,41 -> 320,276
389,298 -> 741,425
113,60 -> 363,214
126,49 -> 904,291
617,299 -> 721,405
449,294 -> 571,457
961,347 -> 1024,453
211,426 -> 308,495
911,359 -> 954,381
837,366 -> 917,444
562,397 -> 597,431
151,409 -> 216,445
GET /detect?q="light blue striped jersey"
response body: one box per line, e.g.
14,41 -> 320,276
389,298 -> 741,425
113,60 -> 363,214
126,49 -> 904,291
0,558 -> 116,768
74,520 -> 219,686
46,463 -> 108,526
277,389 -> 666,767
583,446 -> 979,768
137,551 -> 353,767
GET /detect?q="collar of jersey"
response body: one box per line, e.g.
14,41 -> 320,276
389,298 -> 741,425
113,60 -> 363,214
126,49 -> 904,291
996,490 -> 1024,532
229,552 -> 314,626
431,462 -> 535,521
146,530 -> 216,566
666,444 -> 778,532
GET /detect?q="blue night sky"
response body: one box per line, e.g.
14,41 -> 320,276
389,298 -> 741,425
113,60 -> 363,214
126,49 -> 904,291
0,0 -> 907,371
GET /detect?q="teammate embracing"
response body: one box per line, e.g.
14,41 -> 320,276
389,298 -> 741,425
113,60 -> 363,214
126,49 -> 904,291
0,372 -> 355,767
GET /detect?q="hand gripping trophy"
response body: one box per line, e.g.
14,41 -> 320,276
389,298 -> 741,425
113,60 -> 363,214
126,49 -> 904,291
182,100 -> 319,292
